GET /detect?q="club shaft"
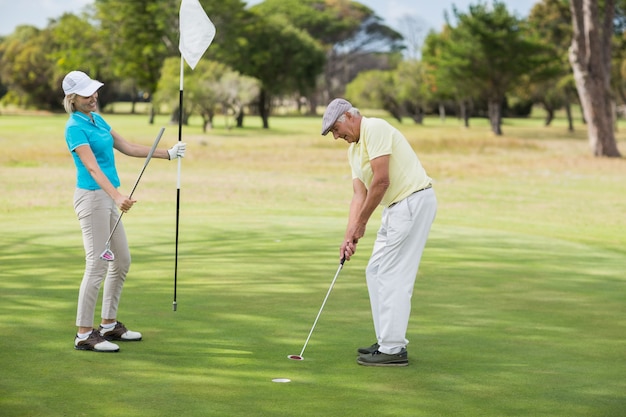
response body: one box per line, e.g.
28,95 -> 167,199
103,128 -> 165,247
298,259 -> 345,357
128,127 -> 165,197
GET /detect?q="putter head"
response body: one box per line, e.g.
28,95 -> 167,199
99,248 -> 115,261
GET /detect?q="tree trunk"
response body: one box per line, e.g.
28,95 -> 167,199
202,117 -> 208,133
459,100 -> 470,128
307,93 -> 318,116
544,107 -> 554,126
569,0 -> 621,156
258,88 -> 270,129
170,107 -> 189,125
488,99 -> 502,135
131,85 -> 138,114
565,101 -> 574,132
236,108 -> 244,128
382,96 -> 403,123
570,56 -> 619,155
412,110 -> 423,124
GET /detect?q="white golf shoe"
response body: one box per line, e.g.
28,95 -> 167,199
75,329 -> 120,352
99,321 -> 142,341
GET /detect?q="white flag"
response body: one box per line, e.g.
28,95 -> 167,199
179,0 -> 216,70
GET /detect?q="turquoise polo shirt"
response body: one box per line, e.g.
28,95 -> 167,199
65,112 -> 120,190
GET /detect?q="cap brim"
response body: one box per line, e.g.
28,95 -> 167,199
74,81 -> 103,97
321,99 -> 352,136
321,115 -> 340,136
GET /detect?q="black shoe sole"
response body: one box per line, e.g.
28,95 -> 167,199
74,345 -> 120,352
356,358 -> 408,367
102,336 -> 142,342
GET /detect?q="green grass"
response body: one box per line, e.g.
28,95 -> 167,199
1,111 -> 625,416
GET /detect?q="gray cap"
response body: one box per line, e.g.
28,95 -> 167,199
321,98 -> 352,135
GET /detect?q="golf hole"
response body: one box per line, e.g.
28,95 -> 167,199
287,355 -> 303,361
272,378 -> 291,383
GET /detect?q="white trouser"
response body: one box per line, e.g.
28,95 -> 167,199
74,189 -> 131,328
366,188 -> 437,354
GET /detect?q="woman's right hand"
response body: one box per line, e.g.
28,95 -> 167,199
114,194 -> 136,213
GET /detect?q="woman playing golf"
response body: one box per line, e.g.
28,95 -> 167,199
62,70 -> 186,352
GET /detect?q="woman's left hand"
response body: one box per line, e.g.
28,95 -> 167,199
168,142 -> 187,160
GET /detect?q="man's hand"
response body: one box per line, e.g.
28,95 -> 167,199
340,240 -> 356,261
347,222 -> 366,243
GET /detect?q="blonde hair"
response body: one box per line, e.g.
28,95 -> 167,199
63,94 -> 77,114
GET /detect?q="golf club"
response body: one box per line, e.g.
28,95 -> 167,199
99,127 -> 165,261
288,257 -> 346,361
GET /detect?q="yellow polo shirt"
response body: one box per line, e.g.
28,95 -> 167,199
348,117 -> 431,207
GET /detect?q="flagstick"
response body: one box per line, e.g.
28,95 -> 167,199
173,57 -> 184,312
176,0 -> 216,311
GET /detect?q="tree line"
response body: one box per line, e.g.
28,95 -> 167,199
0,0 -> 622,156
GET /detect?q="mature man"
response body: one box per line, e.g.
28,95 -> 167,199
321,98 -> 437,367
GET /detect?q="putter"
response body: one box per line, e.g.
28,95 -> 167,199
288,257 -> 346,361
99,127 -> 165,261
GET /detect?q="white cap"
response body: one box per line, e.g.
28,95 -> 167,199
62,71 -> 103,96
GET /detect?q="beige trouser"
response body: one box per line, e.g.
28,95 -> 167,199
74,189 -> 131,328
366,188 -> 437,354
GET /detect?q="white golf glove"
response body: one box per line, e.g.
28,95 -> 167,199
168,142 -> 186,160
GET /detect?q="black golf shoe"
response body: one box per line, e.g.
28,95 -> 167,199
357,342 -> 380,355
357,349 -> 408,367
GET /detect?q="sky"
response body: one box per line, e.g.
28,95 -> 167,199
0,0 -> 538,36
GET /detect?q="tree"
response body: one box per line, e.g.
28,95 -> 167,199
612,0 -> 626,110
236,13 -> 325,128
95,0 -> 173,121
346,61 -> 430,123
436,1 -> 558,135
217,71 -> 261,129
423,28 -> 477,127
154,58 -> 259,132
394,60 -> 430,123
48,13 -> 112,107
0,26 -> 58,109
345,69 -> 403,121
569,0 -> 621,156
251,0 -> 405,112
526,0 -> 578,131
396,14 -> 429,60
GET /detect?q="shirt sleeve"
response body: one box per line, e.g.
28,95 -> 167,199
66,125 -> 89,152
364,119 -> 392,160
